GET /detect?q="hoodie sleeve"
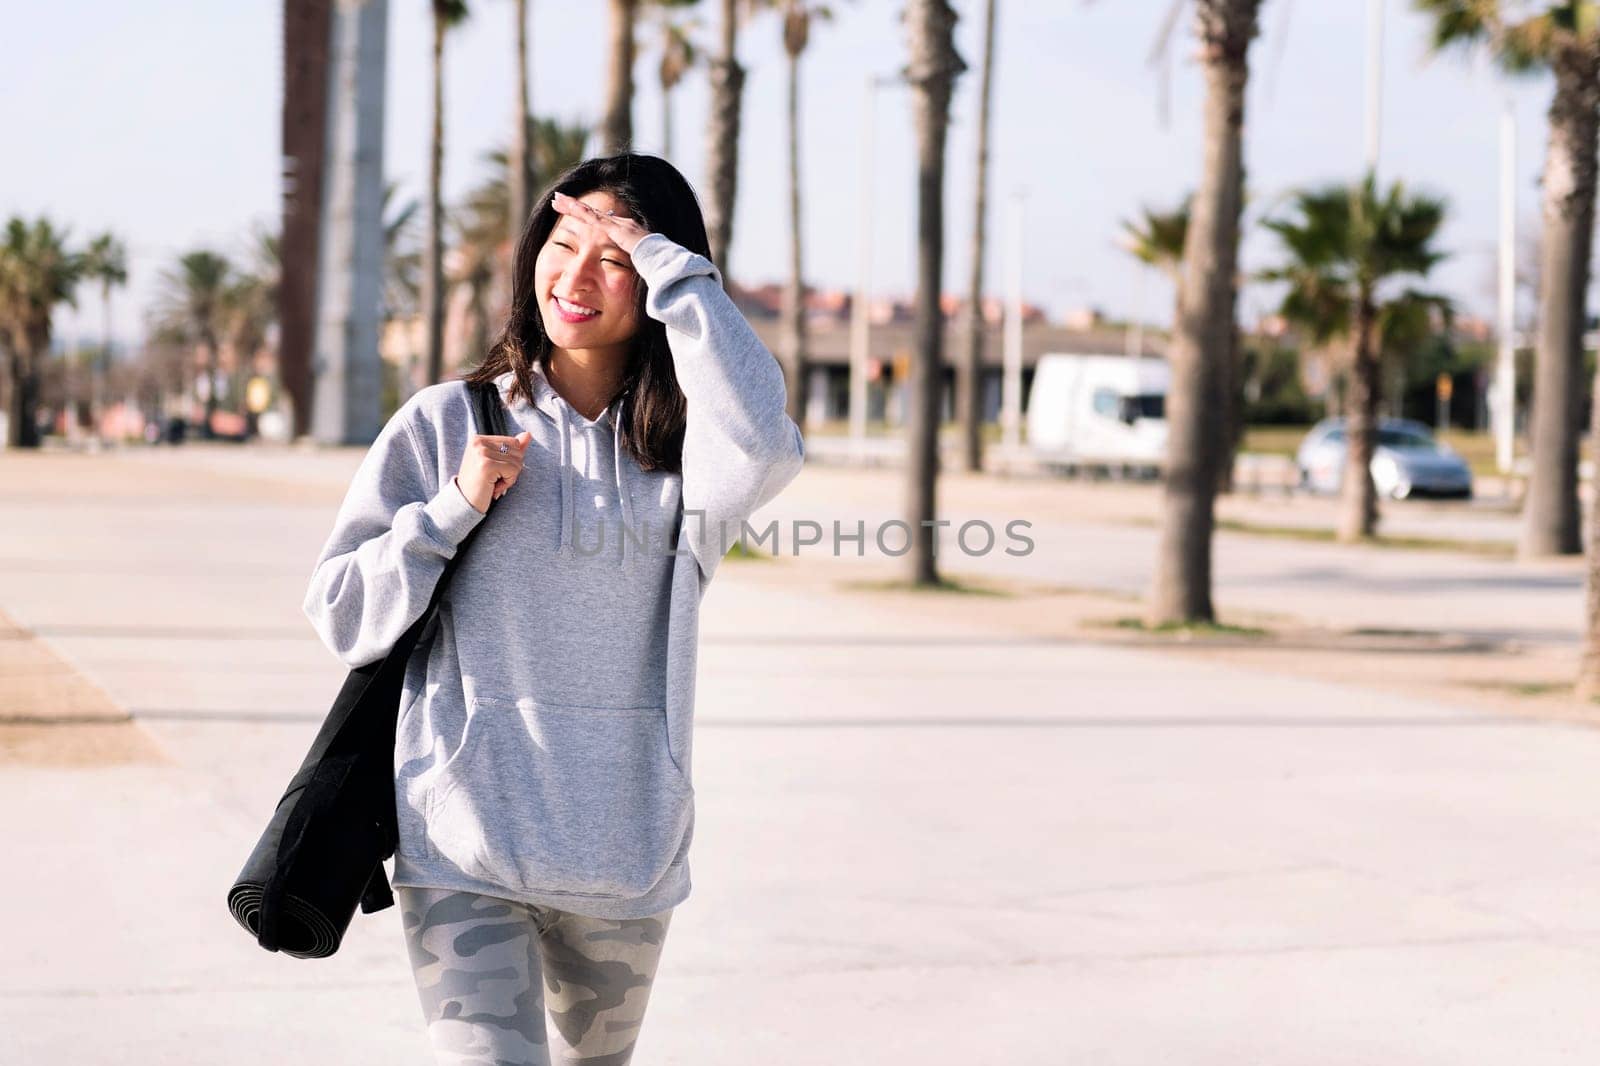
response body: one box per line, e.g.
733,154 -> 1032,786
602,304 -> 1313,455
301,398 -> 489,668
632,231 -> 806,588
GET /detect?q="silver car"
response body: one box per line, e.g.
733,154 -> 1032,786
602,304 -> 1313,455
1295,417 -> 1473,500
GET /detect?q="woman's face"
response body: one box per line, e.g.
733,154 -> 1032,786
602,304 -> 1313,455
533,188 -> 642,354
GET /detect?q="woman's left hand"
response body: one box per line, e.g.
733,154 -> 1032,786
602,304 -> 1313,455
551,191 -> 653,257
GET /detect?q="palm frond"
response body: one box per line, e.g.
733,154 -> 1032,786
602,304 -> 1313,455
1119,197 -> 1191,276
1377,287 -> 1455,356
434,0 -> 469,27
0,216 -> 84,346
154,249 -> 232,343
1413,0 -> 1592,76
1263,175 -> 1451,354
1412,0 -> 1497,52
82,232 -> 129,289
1145,0 -> 1188,127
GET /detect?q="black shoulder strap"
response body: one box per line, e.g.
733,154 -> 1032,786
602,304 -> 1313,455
470,378 -> 510,439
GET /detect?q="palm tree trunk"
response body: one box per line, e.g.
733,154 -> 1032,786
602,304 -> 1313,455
1521,53 -> 1600,559
1215,320 -> 1241,493
704,0 -> 744,284
959,0 -> 997,474
905,0 -> 964,587
781,47 -> 807,427
93,283 -> 112,435
1578,329 -> 1600,698
1147,0 -> 1259,626
203,329 -> 220,435
423,10 -> 447,385
7,341 -> 41,449
281,0 -> 332,438
602,0 -> 638,154
1338,299 -> 1381,542
1566,62 -> 1600,697
4,349 -> 21,448
509,0 -> 532,240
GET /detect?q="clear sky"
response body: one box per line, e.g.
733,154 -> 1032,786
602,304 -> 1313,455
0,0 -> 1563,351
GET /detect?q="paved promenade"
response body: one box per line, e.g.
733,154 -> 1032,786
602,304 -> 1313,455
3,442 -> 1599,1064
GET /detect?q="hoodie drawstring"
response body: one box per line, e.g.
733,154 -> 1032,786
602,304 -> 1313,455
613,407 -> 634,568
523,367 -> 629,569
555,401 -> 575,556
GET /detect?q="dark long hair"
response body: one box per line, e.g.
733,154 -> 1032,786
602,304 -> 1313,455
462,152 -> 713,474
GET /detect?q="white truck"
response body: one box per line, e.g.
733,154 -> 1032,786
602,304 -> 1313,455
1025,353 -> 1171,477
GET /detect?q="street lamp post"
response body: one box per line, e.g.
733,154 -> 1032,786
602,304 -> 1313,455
1001,191 -> 1025,457
849,74 -> 904,457
1496,97 -> 1517,478
1365,0 -> 1385,180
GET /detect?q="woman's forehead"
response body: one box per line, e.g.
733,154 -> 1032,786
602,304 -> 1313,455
550,217 -> 628,254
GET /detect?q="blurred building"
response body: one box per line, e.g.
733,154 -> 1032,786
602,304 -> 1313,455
375,275 -> 1159,428
732,285 -> 1156,427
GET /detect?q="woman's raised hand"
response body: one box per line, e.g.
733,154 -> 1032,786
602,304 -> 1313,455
456,430 -> 533,514
551,191 -> 652,256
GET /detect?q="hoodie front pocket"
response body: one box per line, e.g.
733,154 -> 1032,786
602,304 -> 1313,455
423,695 -> 693,899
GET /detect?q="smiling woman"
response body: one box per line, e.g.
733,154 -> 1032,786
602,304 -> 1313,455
534,190 -> 645,360
299,152 -> 805,1065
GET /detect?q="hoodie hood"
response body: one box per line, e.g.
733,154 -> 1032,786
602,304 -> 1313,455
495,363 -> 638,568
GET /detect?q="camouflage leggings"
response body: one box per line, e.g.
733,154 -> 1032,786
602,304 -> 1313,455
397,885 -> 674,1065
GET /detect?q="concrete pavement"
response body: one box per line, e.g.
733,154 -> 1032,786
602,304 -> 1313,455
3,442 -> 1600,1064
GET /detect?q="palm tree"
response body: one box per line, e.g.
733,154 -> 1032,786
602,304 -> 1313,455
223,227 -> 281,423
608,1 -> 703,151
222,271 -> 275,418
157,250 -> 233,435
1415,1 -> 1600,558
1145,0 -> 1262,627
1121,198 -> 1189,391
1377,287 -> 1454,418
454,212 -> 498,372
1121,198 -> 1190,297
1261,175 -> 1452,541
244,225 -> 282,319
1121,197 -> 1189,378
382,182 -> 422,322
80,232 -> 128,436
0,217 -> 83,448
773,1 -> 835,428
958,0 -> 997,473
903,0 -> 966,587
603,0 -> 641,152
424,0 -> 470,385
280,0 -> 333,440
380,182 -> 423,401
224,271 -> 274,436
530,115 -> 594,185
704,0 -> 749,281
509,0 -> 533,244
653,5 -> 702,158
454,162 -> 514,371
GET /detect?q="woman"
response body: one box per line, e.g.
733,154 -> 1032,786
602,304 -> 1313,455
300,153 -> 805,1064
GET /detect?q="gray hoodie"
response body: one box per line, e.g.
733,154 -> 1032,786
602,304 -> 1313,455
300,231 -> 805,918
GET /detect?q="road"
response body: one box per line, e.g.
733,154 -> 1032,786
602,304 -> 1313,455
2,443 -> 1597,1065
